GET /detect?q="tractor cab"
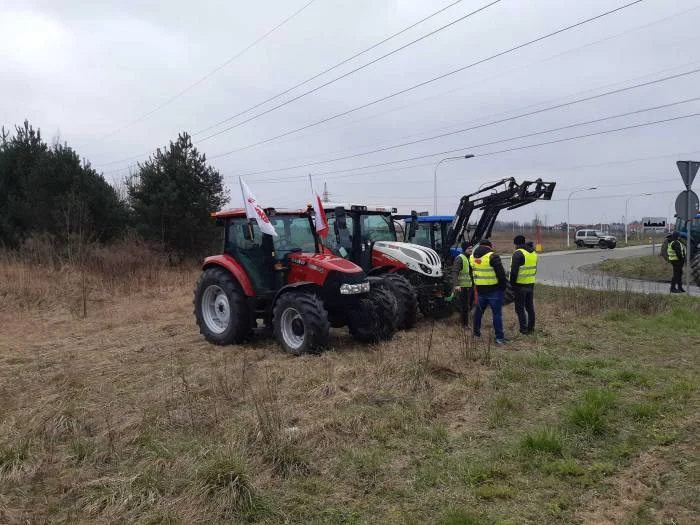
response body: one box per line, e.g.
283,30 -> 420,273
401,215 -> 457,259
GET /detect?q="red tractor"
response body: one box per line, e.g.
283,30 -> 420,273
193,208 -> 396,355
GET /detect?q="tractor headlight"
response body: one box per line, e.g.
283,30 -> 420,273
340,281 -> 371,294
419,263 -> 433,275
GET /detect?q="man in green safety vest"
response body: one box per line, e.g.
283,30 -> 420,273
451,241 -> 474,327
510,235 -> 538,335
470,239 -> 507,345
667,232 -> 686,293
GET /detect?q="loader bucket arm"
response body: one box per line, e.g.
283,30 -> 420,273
443,178 -> 556,258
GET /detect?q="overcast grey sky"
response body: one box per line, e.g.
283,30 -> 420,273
2,0 -> 700,225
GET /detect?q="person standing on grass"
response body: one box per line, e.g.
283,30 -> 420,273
452,242 -> 474,328
510,234 -> 538,335
667,231 -> 686,293
470,239 -> 508,345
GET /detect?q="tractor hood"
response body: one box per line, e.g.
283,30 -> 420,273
372,241 -> 443,277
287,252 -> 364,274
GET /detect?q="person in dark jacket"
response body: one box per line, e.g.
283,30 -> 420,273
469,239 -> 507,344
451,242 -> 473,327
667,232 -> 686,293
510,235 -> 537,334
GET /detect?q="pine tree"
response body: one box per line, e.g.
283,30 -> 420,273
127,133 -> 229,255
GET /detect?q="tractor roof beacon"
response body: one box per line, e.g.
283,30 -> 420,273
194,208 -> 396,355
318,204 -> 446,326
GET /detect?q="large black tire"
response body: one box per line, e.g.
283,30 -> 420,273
382,273 -> 418,330
348,286 -> 397,343
273,292 -> 329,356
194,267 -> 251,345
691,252 -> 700,288
598,240 -> 607,249
575,240 -> 584,248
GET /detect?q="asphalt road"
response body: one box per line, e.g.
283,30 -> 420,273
532,245 -> 699,295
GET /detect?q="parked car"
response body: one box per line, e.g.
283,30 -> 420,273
575,229 -> 617,249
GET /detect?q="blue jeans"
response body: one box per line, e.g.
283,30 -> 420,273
473,289 -> 504,340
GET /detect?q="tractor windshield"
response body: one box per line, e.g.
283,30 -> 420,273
359,213 -> 396,243
411,222 -> 432,248
269,215 -> 317,257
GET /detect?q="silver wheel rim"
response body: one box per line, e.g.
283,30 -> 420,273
280,307 -> 305,351
201,285 -> 230,334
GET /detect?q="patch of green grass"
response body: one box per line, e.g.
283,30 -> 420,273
339,447 -> 384,488
523,352 -> 555,370
521,427 -> 565,456
604,309 -> 629,322
197,448 -> 257,515
438,508 -> 488,525
629,401 -> 662,420
461,462 -> 510,486
539,457 -> 585,477
594,255 -> 670,283
474,483 -> 515,500
568,389 -> 616,435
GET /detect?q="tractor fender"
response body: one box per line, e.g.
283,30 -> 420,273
367,265 -> 394,276
202,255 -> 255,297
271,281 -> 320,308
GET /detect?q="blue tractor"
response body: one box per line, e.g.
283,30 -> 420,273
675,213 -> 700,287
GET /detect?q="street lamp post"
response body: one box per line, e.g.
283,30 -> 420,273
624,193 -> 652,246
567,187 -> 597,248
433,154 -> 475,214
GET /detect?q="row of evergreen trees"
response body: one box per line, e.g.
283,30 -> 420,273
0,121 -> 229,256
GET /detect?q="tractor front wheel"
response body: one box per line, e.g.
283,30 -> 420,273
273,292 -> 329,356
349,286 -> 397,343
382,273 -> 418,329
194,267 -> 251,345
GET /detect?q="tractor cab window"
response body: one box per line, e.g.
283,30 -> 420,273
321,212 -> 355,258
359,213 -> 396,243
269,215 -> 316,260
411,222 -> 432,248
225,218 -> 270,292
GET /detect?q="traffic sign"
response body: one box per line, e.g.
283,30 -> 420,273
676,160 -> 700,189
675,190 -> 700,220
642,217 -> 666,231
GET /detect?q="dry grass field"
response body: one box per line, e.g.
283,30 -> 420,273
1,254 -> 698,524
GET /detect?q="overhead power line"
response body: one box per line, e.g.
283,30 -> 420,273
237,96 -> 700,179
236,109 -> 700,183
222,67 -> 700,174
192,0 -> 471,137
210,0 -> 645,160
96,0 -> 495,169
94,0 -> 319,143
197,0 -> 502,143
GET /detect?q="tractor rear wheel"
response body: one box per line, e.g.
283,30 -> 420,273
194,267 -> 251,345
273,292 -> 329,356
349,286 -> 397,343
382,273 -> 418,329
691,252 -> 700,288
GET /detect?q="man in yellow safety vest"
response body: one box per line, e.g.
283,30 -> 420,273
510,235 -> 538,335
667,232 -> 686,293
451,242 -> 474,327
470,239 -> 508,345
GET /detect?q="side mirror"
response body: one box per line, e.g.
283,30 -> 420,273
334,206 -> 348,231
243,222 -> 254,241
408,210 -> 418,239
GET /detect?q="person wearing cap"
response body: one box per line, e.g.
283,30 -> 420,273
469,239 -> 508,345
451,241 -> 474,327
510,234 -> 538,335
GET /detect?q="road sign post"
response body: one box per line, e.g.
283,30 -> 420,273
676,161 -> 699,295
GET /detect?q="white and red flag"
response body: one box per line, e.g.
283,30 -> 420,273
311,185 -> 329,238
239,178 -> 277,236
